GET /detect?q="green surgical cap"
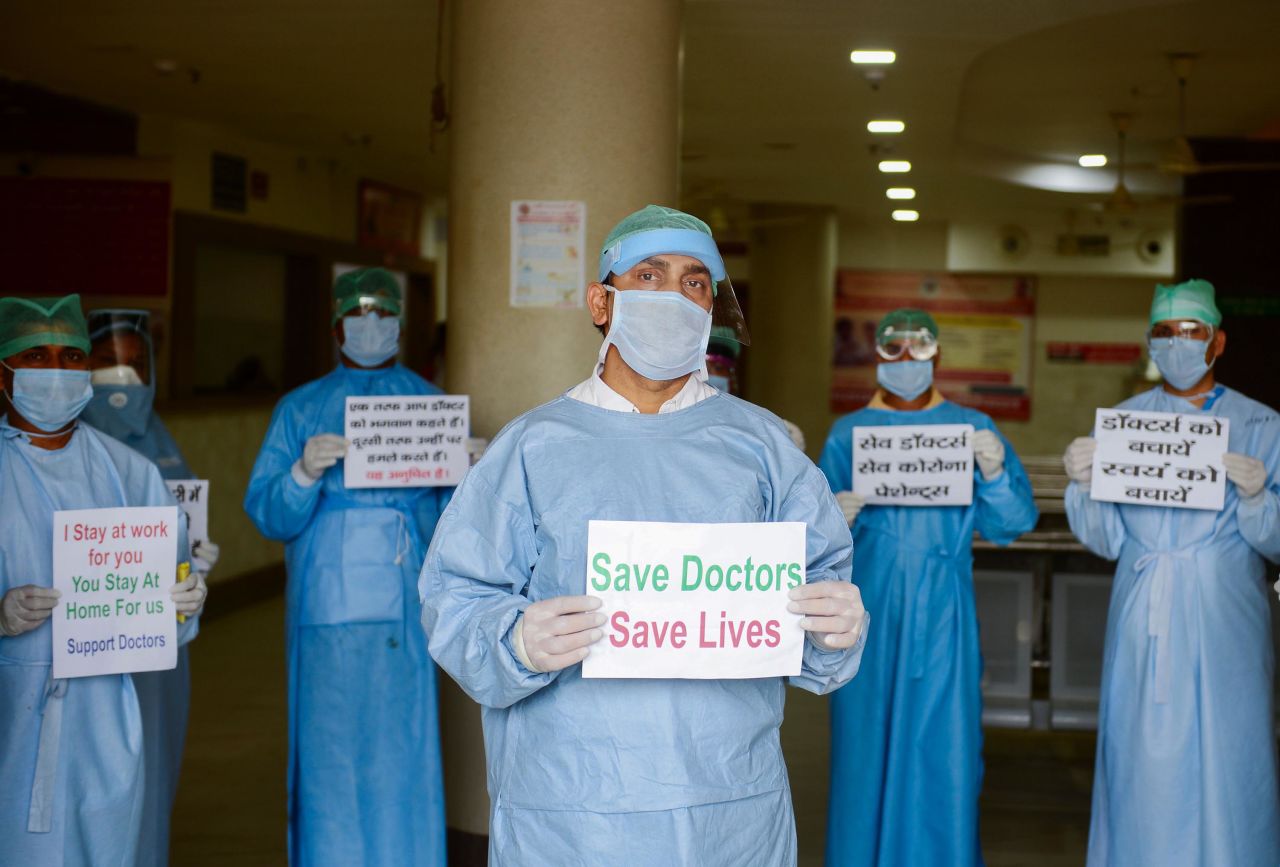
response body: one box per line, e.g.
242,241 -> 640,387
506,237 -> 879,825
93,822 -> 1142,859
876,308 -> 939,342
602,205 -> 714,251
333,267 -> 403,324
1150,278 -> 1221,327
707,324 -> 741,360
0,294 -> 91,360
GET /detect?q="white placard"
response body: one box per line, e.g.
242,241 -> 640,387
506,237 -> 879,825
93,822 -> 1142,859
344,395 -> 469,488
852,424 -> 975,506
510,200 -> 587,308
1091,408 -> 1229,511
581,521 -> 806,680
52,506 -> 179,679
165,479 -> 209,553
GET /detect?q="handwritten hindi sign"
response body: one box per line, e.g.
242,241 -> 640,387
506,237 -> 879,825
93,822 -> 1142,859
852,424 -> 975,506
344,395 -> 469,488
52,506 -> 179,679
581,521 -> 806,680
165,479 -> 209,554
1091,408 -> 1229,511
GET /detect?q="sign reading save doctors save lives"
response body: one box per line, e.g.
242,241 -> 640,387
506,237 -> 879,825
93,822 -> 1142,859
581,521 -> 806,680
52,506 -> 179,679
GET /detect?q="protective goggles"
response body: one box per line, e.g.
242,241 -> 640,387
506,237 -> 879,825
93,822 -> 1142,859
1146,320 -> 1214,342
875,327 -> 939,361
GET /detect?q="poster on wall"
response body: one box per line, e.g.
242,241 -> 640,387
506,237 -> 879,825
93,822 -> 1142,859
510,200 -> 586,308
831,270 -> 1036,420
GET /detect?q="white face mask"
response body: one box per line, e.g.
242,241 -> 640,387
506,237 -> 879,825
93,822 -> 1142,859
599,288 -> 713,381
90,364 -> 145,386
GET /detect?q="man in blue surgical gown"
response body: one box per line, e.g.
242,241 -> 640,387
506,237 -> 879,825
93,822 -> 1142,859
244,268 -> 450,865
83,308 -> 219,867
1063,279 -> 1280,866
0,293 -> 204,866
820,308 -> 1038,866
419,205 -> 868,867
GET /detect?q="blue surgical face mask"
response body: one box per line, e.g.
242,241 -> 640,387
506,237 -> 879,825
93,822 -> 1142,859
1149,337 -> 1214,391
877,359 -> 933,401
708,374 -> 731,393
342,312 -> 401,368
3,365 -> 94,433
601,288 -> 713,382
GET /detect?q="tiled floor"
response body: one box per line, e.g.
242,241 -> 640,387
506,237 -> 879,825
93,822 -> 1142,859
172,595 -> 1093,865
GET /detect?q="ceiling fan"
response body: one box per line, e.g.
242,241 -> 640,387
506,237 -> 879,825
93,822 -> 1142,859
1158,52 -> 1280,175
1092,111 -> 1229,213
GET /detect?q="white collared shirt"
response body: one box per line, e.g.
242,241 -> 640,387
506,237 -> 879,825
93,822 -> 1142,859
566,366 -> 716,414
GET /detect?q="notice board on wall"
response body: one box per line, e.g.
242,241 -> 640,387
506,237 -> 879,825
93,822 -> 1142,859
831,270 -> 1036,420
0,178 -> 171,297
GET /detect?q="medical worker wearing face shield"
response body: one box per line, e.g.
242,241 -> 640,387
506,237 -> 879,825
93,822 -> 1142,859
244,269 -> 449,865
0,294 -> 204,866
1062,279 -> 1280,866
80,308 -> 217,867
419,205 -> 867,866
820,309 -> 1038,867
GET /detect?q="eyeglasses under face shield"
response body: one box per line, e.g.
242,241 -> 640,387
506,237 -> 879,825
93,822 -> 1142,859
875,327 -> 939,361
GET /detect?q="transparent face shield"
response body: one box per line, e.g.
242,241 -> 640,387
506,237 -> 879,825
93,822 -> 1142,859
710,277 -> 750,346
875,327 -> 938,361
86,309 -> 153,386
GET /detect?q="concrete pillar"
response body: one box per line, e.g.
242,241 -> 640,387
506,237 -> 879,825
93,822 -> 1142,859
441,0 -> 683,840
744,204 -> 839,458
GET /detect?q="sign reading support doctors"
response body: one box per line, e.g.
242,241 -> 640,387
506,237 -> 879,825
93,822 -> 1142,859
345,395 -> 470,488
165,479 -> 209,553
52,506 -> 179,679
852,424 -> 975,506
581,521 -> 806,680
1091,408 -> 1229,511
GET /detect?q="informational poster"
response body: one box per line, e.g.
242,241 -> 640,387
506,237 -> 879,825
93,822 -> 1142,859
852,424 -> 975,506
831,271 -> 1035,419
510,200 -> 586,308
1091,408 -> 1229,511
165,480 -> 209,554
344,395 -> 469,488
581,521 -> 806,680
52,506 -> 179,679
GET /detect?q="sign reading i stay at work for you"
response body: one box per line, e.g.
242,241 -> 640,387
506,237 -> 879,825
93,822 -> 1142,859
582,520 -> 806,680
52,505 -> 179,679
1090,408 -> 1229,510
852,424 -> 975,506
345,395 -> 470,488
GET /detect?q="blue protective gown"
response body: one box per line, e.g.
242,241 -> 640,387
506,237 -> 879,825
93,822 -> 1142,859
243,364 -> 450,867
1065,385 -> 1280,866
0,418 -> 194,866
419,391 -> 864,867
82,396 -> 196,867
819,399 -> 1038,867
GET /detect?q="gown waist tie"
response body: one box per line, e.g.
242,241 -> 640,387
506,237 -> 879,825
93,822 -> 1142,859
28,674 -> 68,833
1133,547 -> 1198,705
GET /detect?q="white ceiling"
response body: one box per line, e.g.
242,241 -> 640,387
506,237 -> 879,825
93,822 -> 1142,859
4,0 -> 1280,229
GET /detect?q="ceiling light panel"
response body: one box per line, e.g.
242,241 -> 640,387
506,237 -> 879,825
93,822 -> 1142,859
867,120 -> 905,134
891,210 -> 920,222
886,187 -> 916,199
878,160 -> 911,173
851,50 -> 896,64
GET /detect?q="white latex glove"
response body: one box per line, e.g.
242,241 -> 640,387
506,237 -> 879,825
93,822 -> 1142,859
1063,437 -> 1097,487
1223,452 -> 1268,502
1273,575 -> 1280,602
835,491 -> 865,528
299,434 -> 348,481
512,595 -> 605,673
972,429 -> 1006,481
465,437 -> 489,466
787,581 -> 867,650
170,571 -> 208,618
0,585 -> 61,637
192,540 -> 220,572
782,420 -> 806,452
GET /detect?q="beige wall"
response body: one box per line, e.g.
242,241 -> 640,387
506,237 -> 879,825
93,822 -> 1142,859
162,404 -> 282,584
